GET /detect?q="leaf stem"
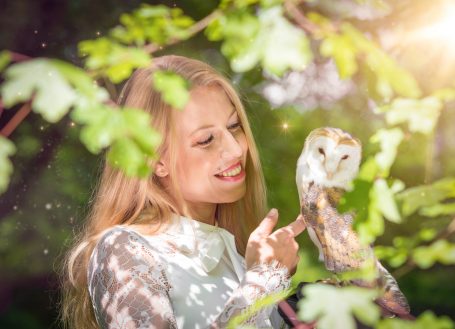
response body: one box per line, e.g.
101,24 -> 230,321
0,101 -> 32,137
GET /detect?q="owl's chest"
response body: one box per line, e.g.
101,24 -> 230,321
300,184 -> 346,230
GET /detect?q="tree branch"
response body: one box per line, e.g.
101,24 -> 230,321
283,0 -> 319,35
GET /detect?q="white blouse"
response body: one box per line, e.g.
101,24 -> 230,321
87,214 -> 290,328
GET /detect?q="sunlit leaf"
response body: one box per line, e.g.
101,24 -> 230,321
218,6 -> 312,76
107,138 -> 151,177
377,310 -> 454,329
420,203 -> 455,217
377,97 -> 443,135
373,179 -> 401,223
396,177 -> 455,216
0,51 -> 11,72
298,284 -> 380,329
110,4 -> 194,46
79,37 -> 151,83
152,70 -> 190,110
0,136 -> 16,194
413,240 -> 455,269
320,32 -> 358,79
0,59 -> 77,122
370,128 -> 404,175
259,6 -> 313,76
227,289 -> 289,329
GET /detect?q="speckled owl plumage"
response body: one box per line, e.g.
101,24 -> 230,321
296,127 -> 411,317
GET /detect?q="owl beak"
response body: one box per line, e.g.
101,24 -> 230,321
327,171 -> 334,179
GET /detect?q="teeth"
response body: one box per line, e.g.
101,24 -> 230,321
219,165 -> 241,177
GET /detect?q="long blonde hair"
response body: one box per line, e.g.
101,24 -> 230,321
59,55 -> 268,329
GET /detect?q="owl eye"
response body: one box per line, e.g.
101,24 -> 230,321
341,155 -> 349,160
318,148 -> 325,156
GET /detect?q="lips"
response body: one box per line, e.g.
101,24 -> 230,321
215,162 -> 246,182
215,162 -> 242,176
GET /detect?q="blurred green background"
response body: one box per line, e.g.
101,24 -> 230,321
0,0 -> 454,328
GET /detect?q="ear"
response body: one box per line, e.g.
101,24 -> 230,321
154,160 -> 169,178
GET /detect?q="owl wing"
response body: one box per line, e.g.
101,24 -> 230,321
301,184 -> 372,273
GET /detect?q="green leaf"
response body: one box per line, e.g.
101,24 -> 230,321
0,136 -> 16,194
413,240 -> 455,269
298,284 -> 380,329
420,203 -> 455,217
432,88 -> 455,102
107,138 -> 151,178
110,4 -> 194,46
377,97 -> 443,135
373,179 -> 401,223
218,6 -> 312,76
0,51 -> 11,72
377,310 -> 454,329
51,59 -> 110,106
320,32 -> 358,79
227,289 -> 289,329
397,177 -> 455,216
0,59 -> 77,123
370,128 -> 404,175
339,178 -> 392,244
258,6 -> 313,76
79,37 -> 151,83
152,70 -> 190,110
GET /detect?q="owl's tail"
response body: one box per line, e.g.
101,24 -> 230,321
375,260 -> 411,317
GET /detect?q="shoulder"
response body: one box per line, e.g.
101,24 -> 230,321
89,225 -> 165,273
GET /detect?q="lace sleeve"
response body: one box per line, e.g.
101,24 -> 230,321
87,228 -> 178,329
212,260 -> 291,328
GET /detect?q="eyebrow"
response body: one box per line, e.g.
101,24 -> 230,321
189,108 -> 237,137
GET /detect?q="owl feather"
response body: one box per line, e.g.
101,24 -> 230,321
296,127 -> 411,317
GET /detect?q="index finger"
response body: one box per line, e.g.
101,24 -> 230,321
284,215 -> 307,238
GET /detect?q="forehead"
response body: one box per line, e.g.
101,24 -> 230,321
175,84 -> 237,136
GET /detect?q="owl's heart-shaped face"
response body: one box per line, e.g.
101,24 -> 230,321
307,135 -> 360,182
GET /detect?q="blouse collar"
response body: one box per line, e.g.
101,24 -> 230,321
163,214 -> 230,273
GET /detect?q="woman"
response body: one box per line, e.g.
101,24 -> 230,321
60,55 -> 305,328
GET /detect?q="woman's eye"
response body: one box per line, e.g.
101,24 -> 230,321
228,122 -> 242,131
197,135 -> 214,146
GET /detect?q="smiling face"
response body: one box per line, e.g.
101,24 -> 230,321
156,84 -> 248,222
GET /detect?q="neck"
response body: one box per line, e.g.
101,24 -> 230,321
182,201 -> 217,226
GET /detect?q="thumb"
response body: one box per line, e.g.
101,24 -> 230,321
251,208 -> 279,239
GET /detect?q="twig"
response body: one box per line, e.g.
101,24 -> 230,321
143,9 -> 222,54
8,51 -> 31,62
283,0 -> 319,35
0,101 -> 32,137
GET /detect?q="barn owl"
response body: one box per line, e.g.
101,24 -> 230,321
296,127 -> 410,317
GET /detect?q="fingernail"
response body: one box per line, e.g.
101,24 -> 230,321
268,208 -> 278,217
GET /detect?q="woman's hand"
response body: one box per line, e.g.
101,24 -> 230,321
245,208 -> 306,275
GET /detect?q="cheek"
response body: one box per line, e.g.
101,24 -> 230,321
240,134 -> 248,155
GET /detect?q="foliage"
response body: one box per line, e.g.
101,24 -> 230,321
1,0 -> 455,328
298,283 -> 380,329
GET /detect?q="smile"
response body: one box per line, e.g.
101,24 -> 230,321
215,163 -> 246,181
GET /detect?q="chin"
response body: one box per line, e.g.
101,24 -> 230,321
220,186 -> 246,204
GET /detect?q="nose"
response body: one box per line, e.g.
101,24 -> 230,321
220,131 -> 243,161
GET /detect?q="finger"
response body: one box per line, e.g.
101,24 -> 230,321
285,216 -> 307,238
251,208 -> 279,239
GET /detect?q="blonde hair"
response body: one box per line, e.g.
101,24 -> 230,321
59,55 -> 268,329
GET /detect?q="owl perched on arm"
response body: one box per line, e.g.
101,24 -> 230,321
296,127 -> 411,317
